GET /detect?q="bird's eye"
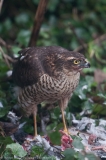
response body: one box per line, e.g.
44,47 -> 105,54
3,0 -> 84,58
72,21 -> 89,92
73,60 -> 80,64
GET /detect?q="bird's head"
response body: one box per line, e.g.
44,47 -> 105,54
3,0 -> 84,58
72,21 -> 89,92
63,51 -> 90,73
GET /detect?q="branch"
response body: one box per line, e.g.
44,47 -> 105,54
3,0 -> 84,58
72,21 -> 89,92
0,37 -> 11,49
0,46 -> 15,68
28,0 -> 49,47
0,0 -> 4,13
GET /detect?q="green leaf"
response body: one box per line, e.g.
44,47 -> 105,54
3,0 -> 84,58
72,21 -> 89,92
47,123 -> 63,145
46,122 -> 57,132
97,93 -> 106,99
83,67 -> 95,74
63,148 -> 76,160
48,129 -> 61,145
6,143 -> 27,158
3,149 -> 14,160
0,106 -> 9,118
82,100 -> 93,110
16,30 -> 31,46
77,152 -> 85,160
86,153 -> 99,160
74,80 -> 87,100
30,145 -> 44,157
15,13 -> 30,25
0,136 -> 13,145
72,136 -> 84,150
11,46 -> 21,57
52,107 -> 60,119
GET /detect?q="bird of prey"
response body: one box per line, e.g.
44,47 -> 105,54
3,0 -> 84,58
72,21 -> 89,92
12,46 -> 90,137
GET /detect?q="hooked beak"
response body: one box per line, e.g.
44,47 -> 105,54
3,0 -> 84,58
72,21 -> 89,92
84,60 -> 90,68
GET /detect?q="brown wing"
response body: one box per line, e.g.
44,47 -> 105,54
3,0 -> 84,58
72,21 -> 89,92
12,47 -> 44,87
12,46 -> 68,87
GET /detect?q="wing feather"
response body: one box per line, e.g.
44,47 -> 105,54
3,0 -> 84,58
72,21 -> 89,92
12,46 -> 69,87
12,48 -> 45,87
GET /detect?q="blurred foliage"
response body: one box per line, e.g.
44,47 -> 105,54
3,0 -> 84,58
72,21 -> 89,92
0,0 -> 106,49
0,0 -> 106,159
63,148 -> 99,160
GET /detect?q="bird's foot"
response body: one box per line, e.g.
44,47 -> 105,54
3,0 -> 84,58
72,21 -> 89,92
63,128 -> 70,135
59,130 -> 73,151
32,136 -> 37,141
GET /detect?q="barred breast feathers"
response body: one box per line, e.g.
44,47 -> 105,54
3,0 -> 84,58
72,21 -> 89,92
18,71 -> 80,107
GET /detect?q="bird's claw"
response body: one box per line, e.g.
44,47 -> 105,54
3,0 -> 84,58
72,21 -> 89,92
63,128 -> 70,135
59,130 -> 73,151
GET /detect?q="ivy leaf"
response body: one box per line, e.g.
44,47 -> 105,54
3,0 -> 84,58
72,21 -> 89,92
74,80 -> 87,100
82,100 -> 93,110
77,152 -> 85,160
30,145 -> 44,157
0,137 -> 13,156
85,153 -> 99,160
97,93 -> 106,99
3,150 -> 14,160
6,143 -> 27,158
0,136 -> 13,144
72,136 -> 84,150
63,148 -> 76,160
48,123 -> 63,145
48,129 -> 61,145
0,106 -> 9,118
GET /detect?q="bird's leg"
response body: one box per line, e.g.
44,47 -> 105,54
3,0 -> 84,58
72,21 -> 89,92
59,100 -> 69,135
33,111 -> 37,138
61,107 -> 68,134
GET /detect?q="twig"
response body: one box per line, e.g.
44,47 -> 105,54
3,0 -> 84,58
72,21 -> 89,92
70,24 -> 87,52
0,46 -> 11,68
92,146 -> 106,152
0,37 -> 11,49
0,46 -> 15,68
0,0 -> 4,13
74,34 -> 106,52
28,0 -> 49,47
74,43 -> 87,52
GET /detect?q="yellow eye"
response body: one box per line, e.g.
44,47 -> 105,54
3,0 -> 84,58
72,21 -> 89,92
73,60 -> 80,64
